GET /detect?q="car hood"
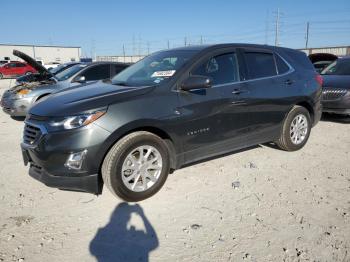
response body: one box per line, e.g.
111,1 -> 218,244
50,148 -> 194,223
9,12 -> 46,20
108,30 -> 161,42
322,75 -> 350,90
13,50 -> 52,77
9,78 -> 57,93
29,81 -> 155,117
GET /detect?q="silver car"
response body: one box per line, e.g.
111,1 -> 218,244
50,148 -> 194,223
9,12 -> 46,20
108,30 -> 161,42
0,50 -> 130,117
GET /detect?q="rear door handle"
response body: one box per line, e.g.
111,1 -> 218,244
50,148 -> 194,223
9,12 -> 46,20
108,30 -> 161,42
232,89 -> 248,95
285,79 -> 294,85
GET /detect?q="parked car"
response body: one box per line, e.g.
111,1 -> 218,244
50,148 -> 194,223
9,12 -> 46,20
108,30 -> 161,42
0,61 -> 37,79
44,62 -> 61,70
16,62 -> 81,84
309,53 -> 338,73
321,56 -> 350,116
1,50 -> 130,117
21,44 -> 322,201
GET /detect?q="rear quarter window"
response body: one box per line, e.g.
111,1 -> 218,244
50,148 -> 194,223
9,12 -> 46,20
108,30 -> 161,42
282,49 -> 314,71
244,52 -> 277,79
275,54 -> 290,74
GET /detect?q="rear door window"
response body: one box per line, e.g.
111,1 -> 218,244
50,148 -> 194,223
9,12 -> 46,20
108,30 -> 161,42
244,52 -> 277,79
80,64 -> 110,81
191,52 -> 240,85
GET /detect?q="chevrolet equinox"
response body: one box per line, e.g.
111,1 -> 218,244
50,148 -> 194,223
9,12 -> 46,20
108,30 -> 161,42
21,44 -> 322,201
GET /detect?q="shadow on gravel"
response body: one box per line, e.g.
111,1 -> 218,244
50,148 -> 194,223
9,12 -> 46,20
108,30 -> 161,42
321,113 -> 350,124
90,202 -> 158,262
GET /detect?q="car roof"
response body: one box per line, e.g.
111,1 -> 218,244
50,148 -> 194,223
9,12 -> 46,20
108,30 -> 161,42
168,43 -> 290,52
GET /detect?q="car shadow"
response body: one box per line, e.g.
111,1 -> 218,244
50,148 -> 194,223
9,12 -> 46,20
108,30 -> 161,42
89,202 -> 158,262
321,113 -> 350,124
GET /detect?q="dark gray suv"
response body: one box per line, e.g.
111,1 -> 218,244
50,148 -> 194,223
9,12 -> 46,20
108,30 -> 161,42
21,44 -> 322,201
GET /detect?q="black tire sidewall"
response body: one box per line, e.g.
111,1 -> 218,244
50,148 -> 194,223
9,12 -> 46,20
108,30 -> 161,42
283,107 -> 311,151
109,135 -> 170,202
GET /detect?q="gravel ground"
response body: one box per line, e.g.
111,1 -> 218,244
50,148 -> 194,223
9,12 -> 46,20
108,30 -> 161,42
0,85 -> 349,262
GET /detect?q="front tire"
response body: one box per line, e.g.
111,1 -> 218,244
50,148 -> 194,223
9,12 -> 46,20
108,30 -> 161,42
102,131 -> 170,202
0,73 -> 3,79
275,106 -> 311,151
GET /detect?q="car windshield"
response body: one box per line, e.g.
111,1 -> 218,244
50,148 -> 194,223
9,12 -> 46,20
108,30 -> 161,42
50,63 -> 74,74
111,50 -> 198,87
321,59 -> 350,75
55,64 -> 87,81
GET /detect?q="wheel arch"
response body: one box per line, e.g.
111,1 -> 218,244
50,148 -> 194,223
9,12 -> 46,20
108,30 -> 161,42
295,100 -> 314,123
97,123 -> 179,176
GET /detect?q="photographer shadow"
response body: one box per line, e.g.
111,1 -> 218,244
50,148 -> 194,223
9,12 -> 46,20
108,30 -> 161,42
89,202 -> 158,262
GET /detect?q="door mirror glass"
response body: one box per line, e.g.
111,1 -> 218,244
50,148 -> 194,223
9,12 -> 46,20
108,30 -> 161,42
181,75 -> 212,91
74,75 -> 86,83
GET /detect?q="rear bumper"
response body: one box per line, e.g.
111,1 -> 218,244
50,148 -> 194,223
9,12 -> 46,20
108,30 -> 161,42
313,101 -> 322,127
322,91 -> 350,115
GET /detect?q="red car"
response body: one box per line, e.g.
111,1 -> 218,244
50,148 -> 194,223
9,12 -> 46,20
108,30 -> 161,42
0,61 -> 37,79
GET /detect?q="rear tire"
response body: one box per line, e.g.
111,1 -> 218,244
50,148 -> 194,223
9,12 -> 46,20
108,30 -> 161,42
102,131 -> 170,202
275,106 -> 311,151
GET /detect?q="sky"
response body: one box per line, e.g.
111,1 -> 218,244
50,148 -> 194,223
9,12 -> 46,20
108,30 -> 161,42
2,0 -> 350,57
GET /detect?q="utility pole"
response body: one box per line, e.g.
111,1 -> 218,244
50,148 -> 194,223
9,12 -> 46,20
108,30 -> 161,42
200,35 -> 203,45
122,44 -> 126,63
305,22 -> 310,49
265,10 -> 269,45
274,8 -> 280,46
167,39 -> 170,49
132,35 -> 136,56
147,42 -> 150,55
184,37 -> 187,46
138,35 -> 141,57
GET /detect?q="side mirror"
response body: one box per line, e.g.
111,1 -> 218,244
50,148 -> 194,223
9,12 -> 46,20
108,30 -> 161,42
74,75 -> 86,83
181,75 -> 212,91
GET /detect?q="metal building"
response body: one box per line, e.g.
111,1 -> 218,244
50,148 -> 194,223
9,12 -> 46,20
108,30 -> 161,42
299,45 -> 350,56
96,55 -> 145,63
0,43 -> 81,64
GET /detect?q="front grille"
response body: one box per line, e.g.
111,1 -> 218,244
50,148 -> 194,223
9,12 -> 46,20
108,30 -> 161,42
23,123 -> 42,145
322,88 -> 348,101
26,114 -> 49,121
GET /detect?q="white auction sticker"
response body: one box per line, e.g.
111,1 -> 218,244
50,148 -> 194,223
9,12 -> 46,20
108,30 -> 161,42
151,70 -> 176,78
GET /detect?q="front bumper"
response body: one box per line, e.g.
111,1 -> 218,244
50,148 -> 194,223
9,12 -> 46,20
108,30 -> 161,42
28,159 -> 101,193
21,120 -> 111,194
322,91 -> 350,116
0,91 -> 35,117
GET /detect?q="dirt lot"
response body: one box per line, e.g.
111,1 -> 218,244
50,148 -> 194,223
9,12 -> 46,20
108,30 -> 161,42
0,84 -> 349,262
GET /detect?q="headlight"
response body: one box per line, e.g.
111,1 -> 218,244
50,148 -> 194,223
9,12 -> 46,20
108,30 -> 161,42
16,89 -> 31,98
48,109 -> 106,131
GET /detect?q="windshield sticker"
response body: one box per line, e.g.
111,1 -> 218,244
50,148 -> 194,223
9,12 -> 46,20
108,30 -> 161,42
151,70 -> 176,78
153,78 -> 163,83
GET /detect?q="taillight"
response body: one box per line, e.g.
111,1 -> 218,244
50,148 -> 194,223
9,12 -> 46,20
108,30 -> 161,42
315,74 -> 323,86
